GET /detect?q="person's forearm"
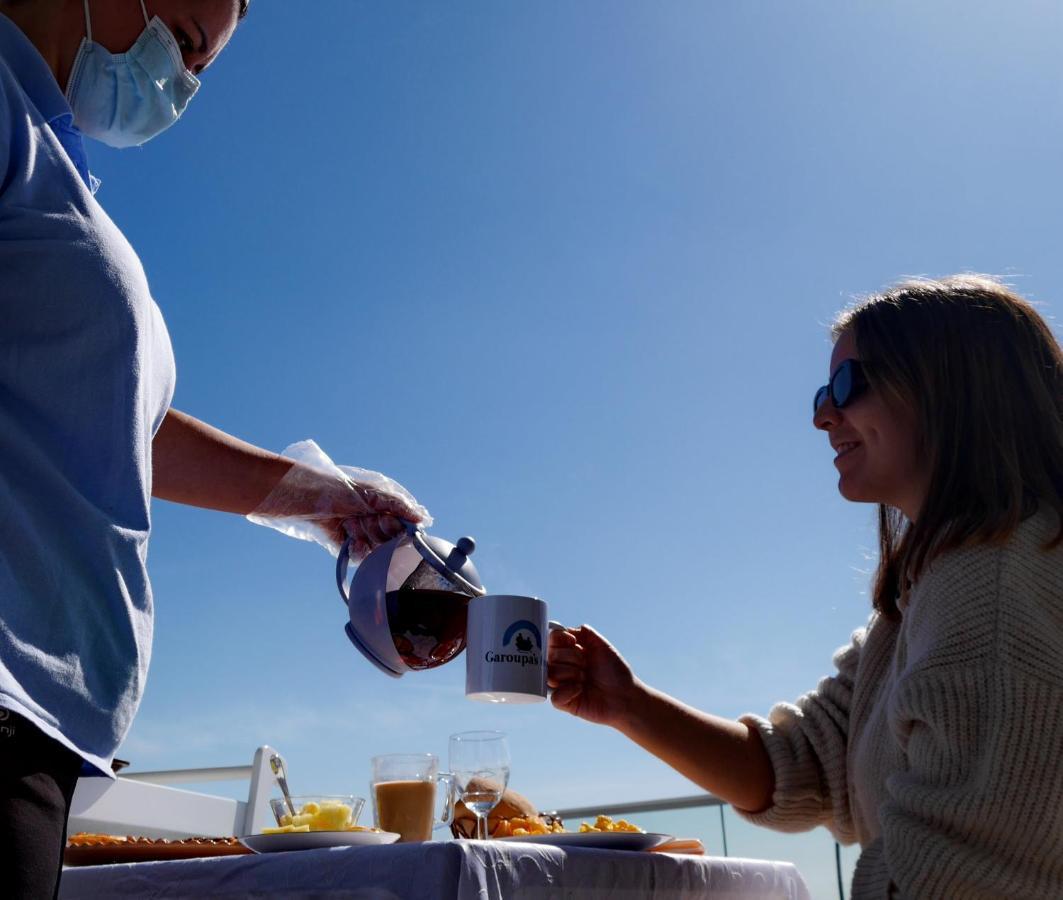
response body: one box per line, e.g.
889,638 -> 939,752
616,682 -> 775,813
151,408 -> 293,514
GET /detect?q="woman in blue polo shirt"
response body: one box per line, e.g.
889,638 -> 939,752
0,2 -> 422,894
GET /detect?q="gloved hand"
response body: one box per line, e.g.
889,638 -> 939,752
247,440 -> 431,560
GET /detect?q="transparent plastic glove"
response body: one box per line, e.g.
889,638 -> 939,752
246,440 -> 431,560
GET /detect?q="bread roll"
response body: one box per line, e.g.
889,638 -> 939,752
451,779 -> 541,839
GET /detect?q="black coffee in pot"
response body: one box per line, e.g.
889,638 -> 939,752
385,590 -> 469,670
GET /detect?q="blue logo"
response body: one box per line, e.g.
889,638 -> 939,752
502,620 -> 542,652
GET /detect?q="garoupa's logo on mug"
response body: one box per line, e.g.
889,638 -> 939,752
485,620 -> 542,667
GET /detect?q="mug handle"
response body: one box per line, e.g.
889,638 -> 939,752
434,771 -> 458,829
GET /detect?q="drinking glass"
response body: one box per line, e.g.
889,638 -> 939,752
370,753 -> 456,843
448,731 -> 510,840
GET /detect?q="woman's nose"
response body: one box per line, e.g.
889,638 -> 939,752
813,397 -> 839,431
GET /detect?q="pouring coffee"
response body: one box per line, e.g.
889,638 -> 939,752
337,522 -> 486,677
337,523 -> 555,704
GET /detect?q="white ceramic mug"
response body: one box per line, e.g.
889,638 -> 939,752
465,595 -> 548,703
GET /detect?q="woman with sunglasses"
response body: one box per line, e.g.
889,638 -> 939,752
548,275 -> 1063,899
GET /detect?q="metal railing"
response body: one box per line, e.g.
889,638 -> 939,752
556,792 -> 845,900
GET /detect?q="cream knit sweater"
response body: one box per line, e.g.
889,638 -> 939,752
739,508 -> 1063,899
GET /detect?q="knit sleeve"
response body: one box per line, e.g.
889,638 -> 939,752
851,663 -> 1063,899
734,627 -> 866,841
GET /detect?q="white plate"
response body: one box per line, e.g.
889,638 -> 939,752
497,831 -> 674,852
239,831 -> 400,853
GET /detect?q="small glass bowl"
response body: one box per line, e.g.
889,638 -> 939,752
269,795 -> 366,831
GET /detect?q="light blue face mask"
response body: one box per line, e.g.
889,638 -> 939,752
65,0 -> 201,148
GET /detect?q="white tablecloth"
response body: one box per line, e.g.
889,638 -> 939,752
60,840 -> 811,899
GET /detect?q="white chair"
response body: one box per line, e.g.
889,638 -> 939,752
67,745 -> 281,839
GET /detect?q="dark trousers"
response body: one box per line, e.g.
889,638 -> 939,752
0,709 -> 83,899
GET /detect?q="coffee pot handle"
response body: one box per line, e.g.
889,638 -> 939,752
336,520 -> 422,607
336,536 -> 354,605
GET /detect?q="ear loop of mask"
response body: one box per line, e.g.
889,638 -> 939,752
80,0 -> 152,43
80,0 -> 92,42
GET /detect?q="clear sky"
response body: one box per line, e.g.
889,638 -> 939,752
85,0 -> 1060,891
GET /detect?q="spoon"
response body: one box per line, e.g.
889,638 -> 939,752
269,753 -> 297,818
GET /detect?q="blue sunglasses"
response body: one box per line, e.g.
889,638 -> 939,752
813,359 -> 869,414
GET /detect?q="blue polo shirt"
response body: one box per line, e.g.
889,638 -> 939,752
0,14 -> 176,774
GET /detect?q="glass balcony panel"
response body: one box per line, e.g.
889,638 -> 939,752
720,806 -> 848,900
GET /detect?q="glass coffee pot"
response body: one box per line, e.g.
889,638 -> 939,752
336,522 -> 486,677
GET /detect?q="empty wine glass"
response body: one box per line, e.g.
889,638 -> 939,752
448,731 -> 510,840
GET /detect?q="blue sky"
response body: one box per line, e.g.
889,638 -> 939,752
82,0 -> 1060,888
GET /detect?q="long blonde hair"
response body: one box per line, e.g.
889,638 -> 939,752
833,276 -> 1063,620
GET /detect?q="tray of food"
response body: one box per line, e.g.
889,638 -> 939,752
64,833 -> 252,866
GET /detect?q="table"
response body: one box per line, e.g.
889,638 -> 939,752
60,840 -> 811,899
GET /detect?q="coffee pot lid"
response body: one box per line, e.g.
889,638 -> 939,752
403,523 -> 486,597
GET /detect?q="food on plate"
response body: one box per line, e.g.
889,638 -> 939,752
578,815 -> 644,833
451,784 -> 646,839
450,783 -> 646,839
451,782 -> 564,838
493,814 -> 566,837
262,798 -> 378,834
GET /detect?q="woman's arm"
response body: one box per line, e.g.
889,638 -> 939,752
549,622 -> 870,834
151,408 -> 424,555
548,626 -> 775,813
151,408 -> 293,513
619,681 -> 776,813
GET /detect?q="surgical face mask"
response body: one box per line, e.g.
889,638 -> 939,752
65,0 -> 201,148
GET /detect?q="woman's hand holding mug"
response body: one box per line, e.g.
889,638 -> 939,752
546,625 -> 639,729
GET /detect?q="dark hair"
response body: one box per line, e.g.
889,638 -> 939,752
832,275 -> 1063,620
238,0 -> 249,19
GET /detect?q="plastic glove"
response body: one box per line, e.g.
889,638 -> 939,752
246,440 -> 431,560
